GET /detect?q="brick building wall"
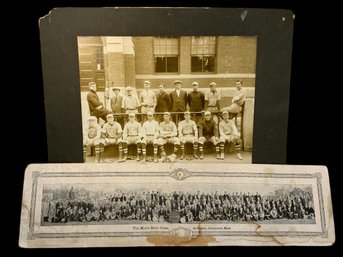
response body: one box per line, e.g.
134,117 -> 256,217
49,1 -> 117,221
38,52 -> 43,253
133,36 -> 256,89
179,37 -> 191,74
132,37 -> 155,75
216,36 -> 257,74
79,36 -> 257,90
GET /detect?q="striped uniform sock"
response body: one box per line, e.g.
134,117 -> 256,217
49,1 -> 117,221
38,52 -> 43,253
123,143 -> 128,154
220,143 -> 225,153
95,144 -> 100,155
142,144 -> 146,155
83,145 -> 87,157
174,145 -> 179,153
235,143 -> 241,153
99,143 -> 104,153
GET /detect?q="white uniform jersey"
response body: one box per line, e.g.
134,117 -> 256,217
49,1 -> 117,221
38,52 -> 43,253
178,119 -> 198,137
142,120 -> 159,137
102,122 -> 122,138
84,123 -> 101,140
159,121 -> 178,137
123,121 -> 142,138
219,119 -> 239,137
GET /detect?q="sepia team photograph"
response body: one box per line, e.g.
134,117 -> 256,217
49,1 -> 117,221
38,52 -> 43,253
78,36 -> 256,163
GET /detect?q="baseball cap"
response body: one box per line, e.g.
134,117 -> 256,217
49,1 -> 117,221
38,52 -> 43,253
192,81 -> 199,86
163,112 -> 171,116
209,82 -> 217,87
147,111 -> 154,116
174,80 -> 182,84
204,111 -> 211,116
106,113 -> 114,119
184,111 -> 191,116
88,116 -> 97,121
128,112 -> 135,117
126,86 -> 133,91
221,111 -> 229,116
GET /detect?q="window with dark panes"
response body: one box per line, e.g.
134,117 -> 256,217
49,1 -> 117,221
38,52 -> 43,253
95,47 -> 104,71
154,37 -> 179,73
191,36 -> 216,72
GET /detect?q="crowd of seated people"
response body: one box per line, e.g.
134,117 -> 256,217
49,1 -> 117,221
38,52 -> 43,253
42,190 -> 315,224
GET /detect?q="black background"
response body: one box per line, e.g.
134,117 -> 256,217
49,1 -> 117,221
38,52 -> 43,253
40,7 -> 293,164
7,0 -> 340,256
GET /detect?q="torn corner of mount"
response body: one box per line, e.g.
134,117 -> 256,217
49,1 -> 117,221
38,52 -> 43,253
38,9 -> 55,26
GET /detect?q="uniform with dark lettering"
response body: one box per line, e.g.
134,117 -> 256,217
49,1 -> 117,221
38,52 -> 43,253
121,113 -> 143,162
178,112 -> 198,159
141,113 -> 159,162
101,114 -> 124,162
83,116 -> 105,162
218,111 -> 243,160
158,113 -> 180,157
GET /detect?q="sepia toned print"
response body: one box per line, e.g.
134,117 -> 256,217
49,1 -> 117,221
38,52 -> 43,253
78,36 -> 256,164
41,183 -> 316,225
19,163 -> 335,247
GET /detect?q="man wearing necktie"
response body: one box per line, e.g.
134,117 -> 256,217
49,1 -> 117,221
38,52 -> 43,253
110,87 -> 124,127
155,83 -> 171,122
169,80 -> 187,124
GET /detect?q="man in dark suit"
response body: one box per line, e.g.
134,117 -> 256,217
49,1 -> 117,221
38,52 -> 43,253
110,87 -> 124,127
87,81 -> 111,121
155,83 -> 171,122
169,80 -> 188,124
187,81 -> 205,124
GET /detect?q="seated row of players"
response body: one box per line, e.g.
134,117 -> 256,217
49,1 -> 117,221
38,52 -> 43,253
83,110 -> 243,163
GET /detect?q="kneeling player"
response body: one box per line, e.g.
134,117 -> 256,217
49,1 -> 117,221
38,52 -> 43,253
198,111 -> 220,160
218,111 -> 243,160
101,113 -> 124,162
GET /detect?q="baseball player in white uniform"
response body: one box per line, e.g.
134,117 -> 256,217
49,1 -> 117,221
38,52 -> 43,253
178,111 -> 199,160
139,81 -> 156,122
121,112 -> 143,162
83,116 -> 105,162
141,111 -> 159,162
101,113 -> 124,162
157,112 -> 180,158
218,111 -> 243,160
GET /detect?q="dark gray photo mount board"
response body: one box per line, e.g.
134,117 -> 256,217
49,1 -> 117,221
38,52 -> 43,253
39,7 -> 294,164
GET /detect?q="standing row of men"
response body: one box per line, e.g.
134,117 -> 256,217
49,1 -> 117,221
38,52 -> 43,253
83,109 -> 243,163
87,79 -> 246,126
